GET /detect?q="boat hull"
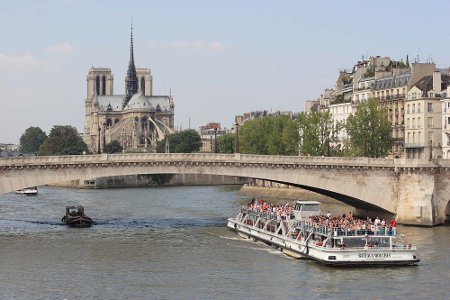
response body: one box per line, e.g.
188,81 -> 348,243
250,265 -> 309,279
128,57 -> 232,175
63,216 -> 93,228
227,218 -> 419,267
15,189 -> 38,195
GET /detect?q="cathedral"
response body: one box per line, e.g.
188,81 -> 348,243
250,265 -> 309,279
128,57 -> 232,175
83,26 -> 174,153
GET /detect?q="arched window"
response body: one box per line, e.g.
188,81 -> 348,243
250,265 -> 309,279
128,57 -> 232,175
141,77 -> 145,94
95,76 -> 100,95
106,118 -> 112,127
102,76 -> 106,95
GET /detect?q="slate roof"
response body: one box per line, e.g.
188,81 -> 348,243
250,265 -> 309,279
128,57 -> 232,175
97,93 -> 172,113
372,70 -> 411,90
413,74 -> 450,94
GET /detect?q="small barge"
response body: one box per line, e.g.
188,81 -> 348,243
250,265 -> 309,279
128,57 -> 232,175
61,205 -> 93,228
227,200 -> 419,266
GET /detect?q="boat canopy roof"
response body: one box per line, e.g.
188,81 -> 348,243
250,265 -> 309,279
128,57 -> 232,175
294,200 -> 321,205
65,205 -> 85,210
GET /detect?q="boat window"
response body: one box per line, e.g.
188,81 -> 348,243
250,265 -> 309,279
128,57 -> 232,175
302,204 -> 319,211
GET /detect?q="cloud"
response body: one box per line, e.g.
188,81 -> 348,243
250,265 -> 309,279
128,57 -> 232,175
0,52 -> 41,68
148,39 -> 224,52
45,42 -> 75,55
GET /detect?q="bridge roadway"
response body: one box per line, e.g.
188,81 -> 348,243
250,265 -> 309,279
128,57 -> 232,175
1,153 -> 449,226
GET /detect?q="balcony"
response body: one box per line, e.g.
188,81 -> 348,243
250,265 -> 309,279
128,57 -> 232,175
404,143 -> 425,148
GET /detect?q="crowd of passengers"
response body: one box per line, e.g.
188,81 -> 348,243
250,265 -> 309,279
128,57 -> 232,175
246,198 -> 397,235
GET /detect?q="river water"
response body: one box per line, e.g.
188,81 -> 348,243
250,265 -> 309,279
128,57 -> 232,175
0,185 -> 449,299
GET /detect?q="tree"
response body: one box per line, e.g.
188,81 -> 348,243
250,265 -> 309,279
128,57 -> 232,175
239,116 -> 299,155
106,140 -> 123,154
156,129 -> 202,153
19,126 -> 47,153
297,111 -> 341,156
345,98 -> 393,157
217,132 -> 235,153
39,125 -> 88,156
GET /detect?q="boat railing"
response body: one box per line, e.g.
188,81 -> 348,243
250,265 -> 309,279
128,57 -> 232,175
239,208 -> 398,237
292,222 -> 397,237
240,208 -> 279,221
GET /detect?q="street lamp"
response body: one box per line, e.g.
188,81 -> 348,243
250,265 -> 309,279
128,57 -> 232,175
214,128 -> 218,153
97,126 -> 101,154
235,123 -> 240,153
103,122 -> 106,153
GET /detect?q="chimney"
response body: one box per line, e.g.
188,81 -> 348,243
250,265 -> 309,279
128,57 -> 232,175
433,70 -> 441,92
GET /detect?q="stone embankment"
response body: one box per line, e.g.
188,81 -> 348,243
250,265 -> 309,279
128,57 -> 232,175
52,174 -> 251,189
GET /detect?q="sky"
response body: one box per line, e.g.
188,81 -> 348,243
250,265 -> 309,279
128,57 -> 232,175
1,0 -> 450,143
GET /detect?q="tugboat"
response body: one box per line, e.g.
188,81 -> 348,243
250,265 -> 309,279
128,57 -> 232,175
61,205 -> 93,228
228,200 -> 419,266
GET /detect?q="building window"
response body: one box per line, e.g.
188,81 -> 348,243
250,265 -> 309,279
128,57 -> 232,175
407,132 -> 410,143
428,103 -> 433,112
95,76 -> 100,95
407,104 -> 410,113
412,104 -> 415,113
417,103 -> 421,113
412,118 -> 415,129
102,76 -> 106,95
428,117 -> 433,128
418,117 -> 421,128
141,77 -> 145,94
407,118 -> 410,129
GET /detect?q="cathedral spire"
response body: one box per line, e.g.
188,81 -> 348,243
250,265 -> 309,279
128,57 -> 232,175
123,20 -> 138,108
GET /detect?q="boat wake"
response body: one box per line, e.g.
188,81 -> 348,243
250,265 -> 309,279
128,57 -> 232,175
91,217 -> 227,229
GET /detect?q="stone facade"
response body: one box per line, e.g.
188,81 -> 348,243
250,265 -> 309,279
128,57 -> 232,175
83,27 -> 174,153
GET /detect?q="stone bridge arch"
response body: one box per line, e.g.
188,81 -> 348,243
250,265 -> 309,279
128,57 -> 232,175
1,153 -> 448,225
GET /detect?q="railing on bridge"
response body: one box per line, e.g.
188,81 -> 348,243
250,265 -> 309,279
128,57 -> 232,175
0,153 -> 397,168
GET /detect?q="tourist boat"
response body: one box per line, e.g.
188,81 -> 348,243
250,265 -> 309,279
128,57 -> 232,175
61,205 -> 93,228
227,200 -> 419,266
15,186 -> 38,195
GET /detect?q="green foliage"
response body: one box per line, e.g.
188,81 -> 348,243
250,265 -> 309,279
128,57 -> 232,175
238,116 -> 299,155
19,126 -> 47,153
156,129 -> 202,153
363,64 -> 375,78
341,74 -> 352,85
217,132 -> 235,153
297,110 -> 342,156
332,94 -> 345,104
38,125 -> 88,156
105,140 -> 123,154
345,98 -> 393,157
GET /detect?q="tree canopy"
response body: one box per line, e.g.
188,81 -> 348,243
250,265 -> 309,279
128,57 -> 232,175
297,110 -> 342,156
39,125 -> 88,156
238,116 -> 299,155
105,140 -> 123,154
345,98 -> 393,157
19,126 -> 47,153
217,132 -> 235,154
156,129 -> 202,153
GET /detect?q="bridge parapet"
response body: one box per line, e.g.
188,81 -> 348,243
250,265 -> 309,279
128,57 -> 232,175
0,153 -> 396,168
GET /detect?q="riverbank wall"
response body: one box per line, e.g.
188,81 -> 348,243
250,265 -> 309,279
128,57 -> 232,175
52,174 -> 251,189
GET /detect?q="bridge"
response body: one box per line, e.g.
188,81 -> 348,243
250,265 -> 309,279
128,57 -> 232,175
1,153 -> 449,226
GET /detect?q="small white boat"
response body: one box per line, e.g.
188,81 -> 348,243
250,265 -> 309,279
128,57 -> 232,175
227,200 -> 419,267
15,186 -> 38,195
